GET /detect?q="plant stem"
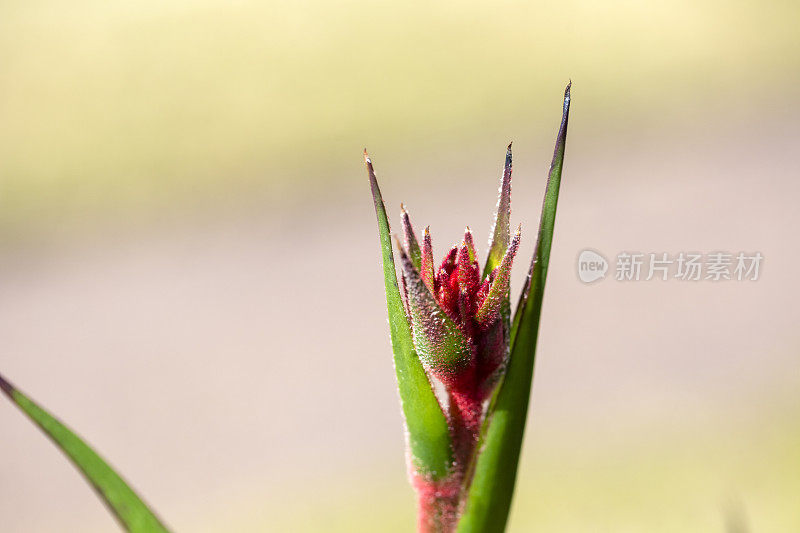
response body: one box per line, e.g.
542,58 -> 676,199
413,473 -> 461,533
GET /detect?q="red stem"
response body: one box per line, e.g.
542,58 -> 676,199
413,473 -> 461,533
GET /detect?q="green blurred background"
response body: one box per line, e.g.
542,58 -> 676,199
3,0 -> 798,240
1,1 -> 799,531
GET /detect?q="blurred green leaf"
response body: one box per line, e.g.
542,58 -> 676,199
0,373 -> 169,532
458,83 -> 571,532
366,152 -> 453,479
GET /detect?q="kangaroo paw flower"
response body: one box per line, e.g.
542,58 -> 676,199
369,145 -> 523,486
367,80 -> 572,533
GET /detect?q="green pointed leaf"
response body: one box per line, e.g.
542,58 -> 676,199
458,82 -> 571,532
0,373 -> 170,532
482,143 -> 513,280
365,151 -> 453,480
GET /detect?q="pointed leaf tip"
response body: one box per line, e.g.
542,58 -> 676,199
464,226 -> 477,262
365,152 -> 380,204
514,80 -> 572,312
0,372 -> 14,396
421,226 -> 436,294
401,205 -> 423,271
483,144 -> 513,279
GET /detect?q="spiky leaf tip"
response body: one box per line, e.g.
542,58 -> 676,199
483,143 -> 513,279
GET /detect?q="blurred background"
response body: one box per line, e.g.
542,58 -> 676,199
1,0 -> 799,531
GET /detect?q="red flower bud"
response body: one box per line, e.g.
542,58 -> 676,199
390,145 -> 520,475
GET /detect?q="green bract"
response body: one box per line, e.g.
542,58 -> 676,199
367,154 -> 455,480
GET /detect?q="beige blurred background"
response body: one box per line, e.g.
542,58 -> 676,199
1,1 -> 799,531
